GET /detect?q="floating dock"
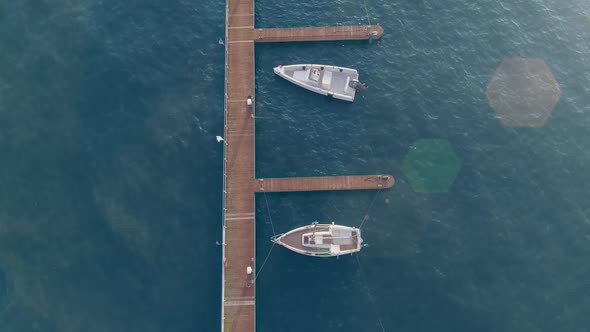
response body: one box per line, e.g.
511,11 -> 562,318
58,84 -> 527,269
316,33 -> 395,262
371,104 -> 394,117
222,0 -> 386,331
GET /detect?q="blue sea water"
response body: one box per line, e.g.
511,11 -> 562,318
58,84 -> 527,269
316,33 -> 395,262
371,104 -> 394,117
1,0 -> 590,332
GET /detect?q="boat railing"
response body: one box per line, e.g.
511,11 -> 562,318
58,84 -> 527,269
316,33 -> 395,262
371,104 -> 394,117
270,233 -> 283,241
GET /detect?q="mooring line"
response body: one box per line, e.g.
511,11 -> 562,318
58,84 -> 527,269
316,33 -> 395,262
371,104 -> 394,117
255,242 -> 275,282
263,191 -> 276,236
361,0 -> 372,26
255,191 -> 277,282
359,189 -> 381,230
355,254 -> 385,332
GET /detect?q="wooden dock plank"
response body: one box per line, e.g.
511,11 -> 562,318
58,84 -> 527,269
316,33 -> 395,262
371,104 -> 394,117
228,15 -> 254,28
254,25 -> 384,42
228,28 -> 255,41
227,0 -> 254,17
254,175 -> 394,192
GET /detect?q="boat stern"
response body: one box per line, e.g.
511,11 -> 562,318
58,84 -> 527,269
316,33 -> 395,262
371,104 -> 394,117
356,228 -> 363,250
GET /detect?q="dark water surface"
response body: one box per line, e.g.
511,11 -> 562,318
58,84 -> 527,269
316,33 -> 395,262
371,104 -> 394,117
1,0 -> 589,331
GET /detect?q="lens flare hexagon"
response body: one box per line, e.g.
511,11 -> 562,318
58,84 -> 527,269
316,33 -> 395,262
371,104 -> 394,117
486,58 -> 561,127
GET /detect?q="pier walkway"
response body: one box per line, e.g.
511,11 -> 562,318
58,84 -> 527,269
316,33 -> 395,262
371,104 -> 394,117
222,0 -> 386,331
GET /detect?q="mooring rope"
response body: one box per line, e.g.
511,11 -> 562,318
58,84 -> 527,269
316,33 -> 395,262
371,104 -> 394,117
255,242 -> 275,282
362,0 -> 372,26
255,191 -> 277,282
263,191 -> 276,236
355,254 -> 386,332
358,189 -> 381,230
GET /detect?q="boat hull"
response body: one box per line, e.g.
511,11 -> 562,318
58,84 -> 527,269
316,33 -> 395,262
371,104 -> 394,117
273,64 -> 360,102
272,223 -> 363,257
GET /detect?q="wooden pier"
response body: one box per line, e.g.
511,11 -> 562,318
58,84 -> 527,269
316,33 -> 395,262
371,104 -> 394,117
222,0 -> 386,331
228,26 -> 384,43
255,175 -> 394,192
255,25 -> 384,42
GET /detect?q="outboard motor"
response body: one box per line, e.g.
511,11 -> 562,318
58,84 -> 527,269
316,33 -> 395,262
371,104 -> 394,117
349,79 -> 368,91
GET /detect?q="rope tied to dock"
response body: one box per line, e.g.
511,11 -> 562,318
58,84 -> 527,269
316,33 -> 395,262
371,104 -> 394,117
361,0 -> 372,26
355,254 -> 386,332
358,189 -> 382,230
264,191 -> 276,237
254,191 -> 277,282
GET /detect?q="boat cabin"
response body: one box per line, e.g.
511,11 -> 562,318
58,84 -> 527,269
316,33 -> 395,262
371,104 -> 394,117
302,231 -> 332,248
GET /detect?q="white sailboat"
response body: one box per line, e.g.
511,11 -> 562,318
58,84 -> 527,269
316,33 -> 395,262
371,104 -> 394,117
271,222 -> 363,257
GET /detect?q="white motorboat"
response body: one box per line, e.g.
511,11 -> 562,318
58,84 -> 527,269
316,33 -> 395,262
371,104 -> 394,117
273,64 -> 367,102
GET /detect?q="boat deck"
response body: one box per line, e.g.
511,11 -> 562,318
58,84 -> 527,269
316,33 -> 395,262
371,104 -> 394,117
285,66 -> 355,95
222,0 -> 386,330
